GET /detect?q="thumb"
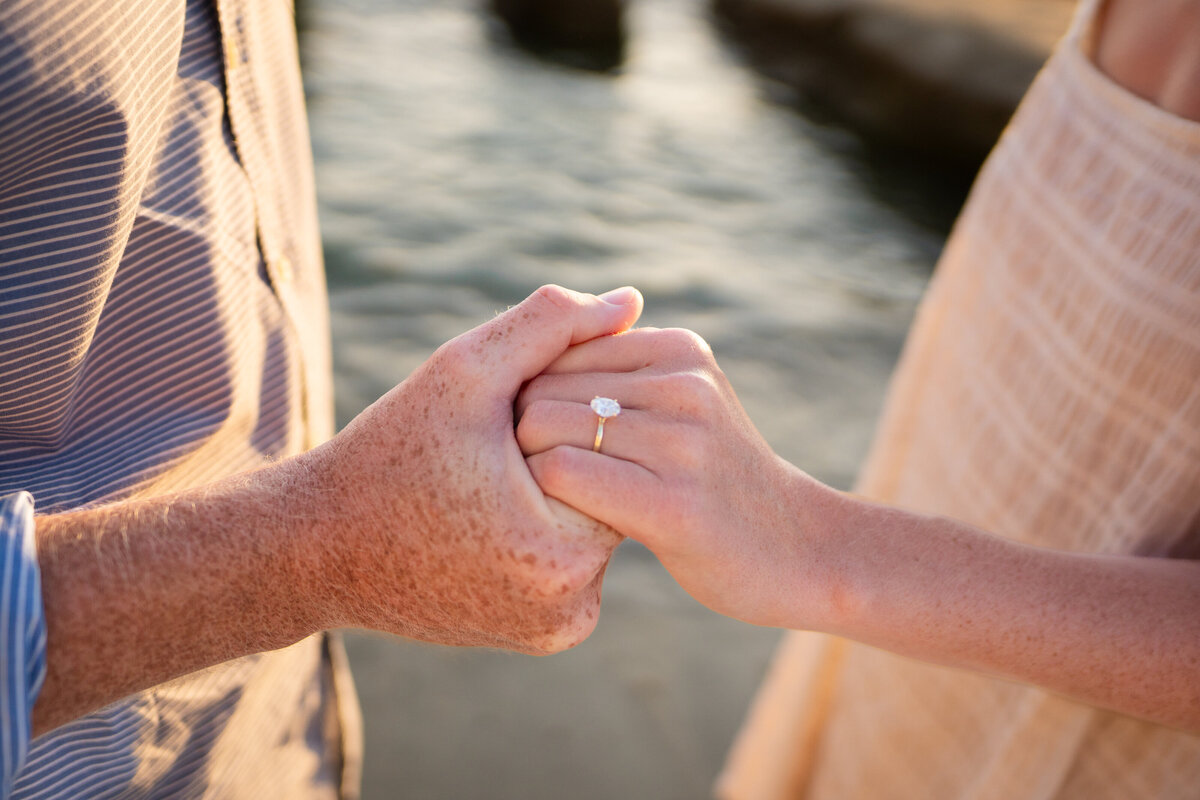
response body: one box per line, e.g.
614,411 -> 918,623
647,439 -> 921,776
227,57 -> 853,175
472,285 -> 643,390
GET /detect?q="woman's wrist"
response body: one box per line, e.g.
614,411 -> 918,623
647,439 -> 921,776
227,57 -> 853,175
764,463 -> 864,634
804,491 -> 965,646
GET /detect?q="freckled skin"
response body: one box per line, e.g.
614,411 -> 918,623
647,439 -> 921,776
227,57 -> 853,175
29,286 -> 643,734
294,285 -> 641,654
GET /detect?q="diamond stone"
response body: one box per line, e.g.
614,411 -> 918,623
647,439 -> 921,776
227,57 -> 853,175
590,397 -> 621,418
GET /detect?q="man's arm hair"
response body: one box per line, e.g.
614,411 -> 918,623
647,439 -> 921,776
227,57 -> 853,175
30,285 -> 643,735
33,460 -> 325,734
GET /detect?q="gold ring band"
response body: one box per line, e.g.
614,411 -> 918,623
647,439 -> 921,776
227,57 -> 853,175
593,417 -> 607,452
589,397 -> 621,454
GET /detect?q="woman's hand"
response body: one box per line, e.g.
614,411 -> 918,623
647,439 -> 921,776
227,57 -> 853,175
515,327 -> 849,631
519,327 -> 1200,731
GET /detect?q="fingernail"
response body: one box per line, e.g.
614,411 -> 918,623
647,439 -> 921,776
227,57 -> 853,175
599,286 -> 637,305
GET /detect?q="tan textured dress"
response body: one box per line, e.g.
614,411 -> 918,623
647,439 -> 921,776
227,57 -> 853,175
717,1 -> 1200,797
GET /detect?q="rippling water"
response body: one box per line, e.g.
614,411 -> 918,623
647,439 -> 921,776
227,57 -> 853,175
301,0 -> 947,796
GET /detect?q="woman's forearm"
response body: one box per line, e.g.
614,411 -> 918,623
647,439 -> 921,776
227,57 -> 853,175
819,489 -> 1200,731
515,326 -> 1200,731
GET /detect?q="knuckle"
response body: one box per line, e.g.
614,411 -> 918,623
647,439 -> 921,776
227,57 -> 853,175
535,445 -> 576,489
515,398 -> 553,437
532,284 -> 576,312
517,544 -> 605,601
514,375 -> 550,419
657,370 -> 721,418
431,337 -> 478,381
560,617 -> 599,651
676,368 -> 718,396
661,327 -> 714,361
650,329 -> 692,359
538,607 -> 600,654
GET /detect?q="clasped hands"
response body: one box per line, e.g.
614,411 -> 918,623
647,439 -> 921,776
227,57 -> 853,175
305,284 -> 839,655
38,282 -> 828,734
37,285 -> 1199,733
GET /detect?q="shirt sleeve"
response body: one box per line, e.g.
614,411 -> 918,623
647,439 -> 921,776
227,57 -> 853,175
0,493 -> 46,799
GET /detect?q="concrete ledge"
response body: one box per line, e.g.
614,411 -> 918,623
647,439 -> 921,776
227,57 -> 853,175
713,0 -> 1075,167
487,0 -> 627,72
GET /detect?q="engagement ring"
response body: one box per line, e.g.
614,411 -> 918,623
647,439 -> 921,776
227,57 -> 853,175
590,397 -> 621,453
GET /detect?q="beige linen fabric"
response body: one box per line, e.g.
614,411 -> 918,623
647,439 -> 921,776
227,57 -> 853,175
718,1 -> 1200,797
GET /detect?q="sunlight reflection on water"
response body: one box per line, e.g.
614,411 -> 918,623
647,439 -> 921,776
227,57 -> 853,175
304,0 -> 941,484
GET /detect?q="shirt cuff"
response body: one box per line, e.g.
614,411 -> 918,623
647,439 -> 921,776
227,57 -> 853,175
0,493 -> 46,798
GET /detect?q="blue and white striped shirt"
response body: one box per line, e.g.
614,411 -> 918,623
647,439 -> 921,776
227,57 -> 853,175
0,496 -> 43,798
0,0 -> 356,796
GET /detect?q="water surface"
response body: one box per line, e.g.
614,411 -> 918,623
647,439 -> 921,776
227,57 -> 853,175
302,0 -> 944,795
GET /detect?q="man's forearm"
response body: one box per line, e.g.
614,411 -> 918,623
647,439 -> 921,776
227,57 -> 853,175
28,285 -> 643,736
32,457 -> 328,735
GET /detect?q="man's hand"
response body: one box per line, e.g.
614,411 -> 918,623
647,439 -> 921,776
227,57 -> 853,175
32,285 -> 642,734
302,284 -> 643,653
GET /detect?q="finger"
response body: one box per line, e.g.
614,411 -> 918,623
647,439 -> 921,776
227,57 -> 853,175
543,494 -> 624,553
537,560 -> 613,654
463,285 -> 643,391
517,399 -> 649,458
515,371 -> 647,420
527,446 -> 661,543
539,327 -> 663,376
517,364 -> 705,420
540,326 -> 713,376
